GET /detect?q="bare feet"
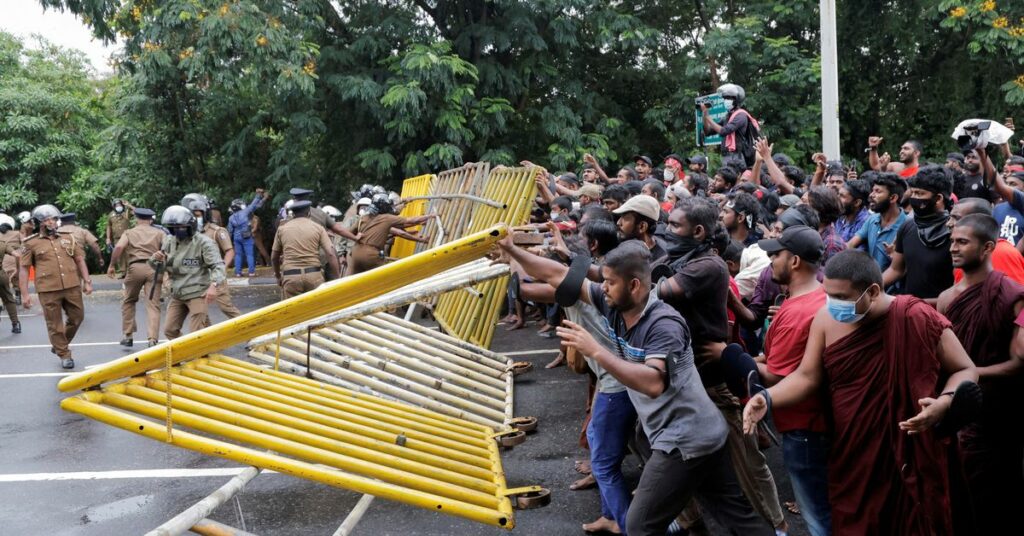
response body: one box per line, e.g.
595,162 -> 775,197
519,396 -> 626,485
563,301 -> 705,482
569,473 -> 596,490
582,516 -> 621,534
545,352 -> 565,369
499,313 -> 516,324
574,459 -> 591,474
506,318 -> 525,331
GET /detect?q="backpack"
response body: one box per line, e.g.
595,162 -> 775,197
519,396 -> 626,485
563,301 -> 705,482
726,109 -> 762,168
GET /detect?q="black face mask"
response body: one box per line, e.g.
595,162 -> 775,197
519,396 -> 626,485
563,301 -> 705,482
663,231 -> 702,259
909,195 -> 937,217
173,227 -> 191,240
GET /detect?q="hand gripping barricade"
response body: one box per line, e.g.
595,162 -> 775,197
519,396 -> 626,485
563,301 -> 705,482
57,225 -> 548,532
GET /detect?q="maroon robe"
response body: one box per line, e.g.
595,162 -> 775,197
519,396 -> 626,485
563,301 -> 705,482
945,270 -> 1024,534
822,295 -> 952,535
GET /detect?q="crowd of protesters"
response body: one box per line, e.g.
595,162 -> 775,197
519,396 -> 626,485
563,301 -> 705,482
496,85 -> 1024,535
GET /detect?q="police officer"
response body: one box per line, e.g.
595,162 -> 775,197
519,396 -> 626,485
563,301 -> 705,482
348,194 -> 432,275
0,216 -> 22,333
0,213 -> 23,306
182,194 -> 241,318
271,200 -> 338,298
59,213 -> 105,271
18,211 -> 33,238
19,204 -> 93,369
108,208 -> 164,347
288,188 -> 361,242
105,199 -> 134,275
150,206 -> 226,339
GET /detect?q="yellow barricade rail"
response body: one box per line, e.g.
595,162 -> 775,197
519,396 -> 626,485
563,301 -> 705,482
56,226 -> 544,529
433,166 -> 540,348
389,173 -> 434,259
414,162 -> 491,256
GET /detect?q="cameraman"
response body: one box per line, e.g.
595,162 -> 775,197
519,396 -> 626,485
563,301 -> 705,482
701,84 -> 760,168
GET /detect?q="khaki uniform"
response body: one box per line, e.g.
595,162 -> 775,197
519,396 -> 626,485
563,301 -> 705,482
309,207 -> 335,230
62,223 -> 100,254
202,223 -> 241,319
0,241 -> 20,325
348,214 -> 407,275
151,233 -> 225,339
107,209 -> 133,275
251,214 -> 271,266
21,230 -> 86,359
116,224 -> 165,341
1,229 -> 22,293
272,217 -> 331,298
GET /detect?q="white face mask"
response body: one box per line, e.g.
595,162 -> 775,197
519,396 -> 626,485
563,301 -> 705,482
358,207 -> 369,216
723,99 -> 735,111
196,217 -> 204,229
550,211 -> 561,221
663,168 -> 675,182
114,205 -> 124,214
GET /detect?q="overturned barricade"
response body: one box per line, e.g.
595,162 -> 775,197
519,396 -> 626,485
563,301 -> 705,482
57,226 -> 548,532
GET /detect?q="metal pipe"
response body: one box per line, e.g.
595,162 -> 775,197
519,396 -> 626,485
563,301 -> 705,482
402,194 -> 505,209
145,466 -> 261,536
189,519 -> 259,536
332,494 -> 376,536
59,226 -> 508,393
60,395 -> 516,528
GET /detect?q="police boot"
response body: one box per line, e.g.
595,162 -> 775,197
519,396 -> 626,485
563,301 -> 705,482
14,289 -> 21,305
148,339 -> 158,348
11,321 -> 20,334
120,337 -> 133,347
60,357 -> 75,369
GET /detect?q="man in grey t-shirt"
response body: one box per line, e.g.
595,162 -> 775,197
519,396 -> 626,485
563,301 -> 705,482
499,237 -> 772,536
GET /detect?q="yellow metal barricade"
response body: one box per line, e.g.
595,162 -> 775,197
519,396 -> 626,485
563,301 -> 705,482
57,226 -> 545,529
432,166 -> 540,348
389,173 -> 434,259
414,163 -> 491,256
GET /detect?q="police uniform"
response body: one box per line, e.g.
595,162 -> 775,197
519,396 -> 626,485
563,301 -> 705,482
60,214 -> 104,270
21,228 -> 88,361
114,208 -> 164,345
107,204 -> 134,275
0,240 -> 21,332
152,232 -> 226,339
202,221 -> 241,318
272,201 -> 333,298
1,229 -> 22,302
290,188 -> 336,231
349,213 -> 408,275
251,213 -> 271,266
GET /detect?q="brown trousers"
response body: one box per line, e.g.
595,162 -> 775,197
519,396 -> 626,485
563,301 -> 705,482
164,296 -> 210,339
38,287 -> 84,358
215,284 -> 241,318
347,244 -> 385,275
121,262 -> 162,340
0,271 -> 19,324
281,271 -> 324,299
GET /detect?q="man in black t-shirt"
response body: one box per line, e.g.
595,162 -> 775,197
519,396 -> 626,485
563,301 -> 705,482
957,148 -> 997,201
883,165 -> 955,302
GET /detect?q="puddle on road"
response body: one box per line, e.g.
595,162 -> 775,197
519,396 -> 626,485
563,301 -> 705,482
80,494 -> 153,524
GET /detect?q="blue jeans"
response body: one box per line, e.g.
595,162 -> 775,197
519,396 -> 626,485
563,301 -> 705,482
586,390 -> 637,533
233,237 -> 255,274
782,430 -> 832,536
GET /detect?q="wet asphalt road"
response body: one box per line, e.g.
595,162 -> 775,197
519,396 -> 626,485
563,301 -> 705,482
0,285 -> 807,535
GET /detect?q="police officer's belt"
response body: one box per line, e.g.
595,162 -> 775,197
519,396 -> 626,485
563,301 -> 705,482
129,259 -> 148,265
282,266 -> 321,276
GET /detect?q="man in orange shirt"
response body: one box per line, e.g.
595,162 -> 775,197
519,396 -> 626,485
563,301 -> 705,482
948,198 -> 1024,285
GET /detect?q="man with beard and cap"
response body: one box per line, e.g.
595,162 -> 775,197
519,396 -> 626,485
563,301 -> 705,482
0,215 -> 22,334
151,206 -> 226,339
19,204 -> 93,369
183,194 -> 242,319
946,152 -> 965,173
948,198 -> 1024,285
957,146 -> 997,200
688,154 -> 709,175
654,197 -> 787,534
288,188 -> 361,243
58,213 -> 104,272
883,165 -> 956,302
108,208 -> 164,347
611,195 -> 666,261
937,213 -> 1024,535
834,178 -> 870,242
272,200 -> 339,298
633,155 -> 654,181
848,172 -> 907,272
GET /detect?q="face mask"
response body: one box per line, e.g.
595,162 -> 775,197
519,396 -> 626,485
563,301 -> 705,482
358,207 -> 369,216
196,217 -> 204,229
723,99 -> 735,111
114,206 -> 124,214
909,195 -> 936,217
173,227 -> 191,240
550,211 -> 563,221
663,168 -> 675,182
826,288 -> 869,324
44,224 -> 57,236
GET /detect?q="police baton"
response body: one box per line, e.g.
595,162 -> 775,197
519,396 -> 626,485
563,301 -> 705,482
149,263 -> 163,301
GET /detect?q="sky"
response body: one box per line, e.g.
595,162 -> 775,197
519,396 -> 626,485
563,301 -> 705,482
2,0 -> 120,75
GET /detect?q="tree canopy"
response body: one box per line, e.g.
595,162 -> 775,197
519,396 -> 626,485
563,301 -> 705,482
6,0 -> 1022,220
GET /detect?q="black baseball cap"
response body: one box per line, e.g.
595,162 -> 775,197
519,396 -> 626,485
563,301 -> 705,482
946,152 -> 965,163
664,153 -> 685,165
632,154 -> 653,166
686,154 -> 708,166
558,172 -> 580,185
758,225 -> 824,264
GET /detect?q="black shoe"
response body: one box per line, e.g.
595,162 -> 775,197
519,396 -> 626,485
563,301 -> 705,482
51,346 -> 56,354
148,339 -> 158,348
120,337 -> 133,347
14,290 -> 21,305
10,321 -> 20,334
60,357 -> 75,369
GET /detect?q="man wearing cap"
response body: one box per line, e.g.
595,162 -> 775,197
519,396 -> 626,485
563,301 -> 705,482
612,195 -> 666,261
755,225 -> 832,536
0,230 -> 22,334
577,184 -> 603,208
688,154 -> 708,175
272,200 -> 339,298
946,152 -> 965,173
555,173 -> 581,196
633,155 -> 654,181
108,208 -> 164,347
288,188 -> 361,243
105,199 -> 134,276
20,205 -> 93,369
663,154 -> 685,187
59,213 -> 104,272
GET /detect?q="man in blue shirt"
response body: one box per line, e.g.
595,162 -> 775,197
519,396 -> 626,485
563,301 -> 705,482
992,171 -> 1024,246
227,189 -> 269,277
834,178 -> 871,242
848,172 -> 907,272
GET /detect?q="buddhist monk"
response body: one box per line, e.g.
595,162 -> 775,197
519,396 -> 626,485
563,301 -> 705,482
743,249 -> 979,535
938,213 -> 1024,534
